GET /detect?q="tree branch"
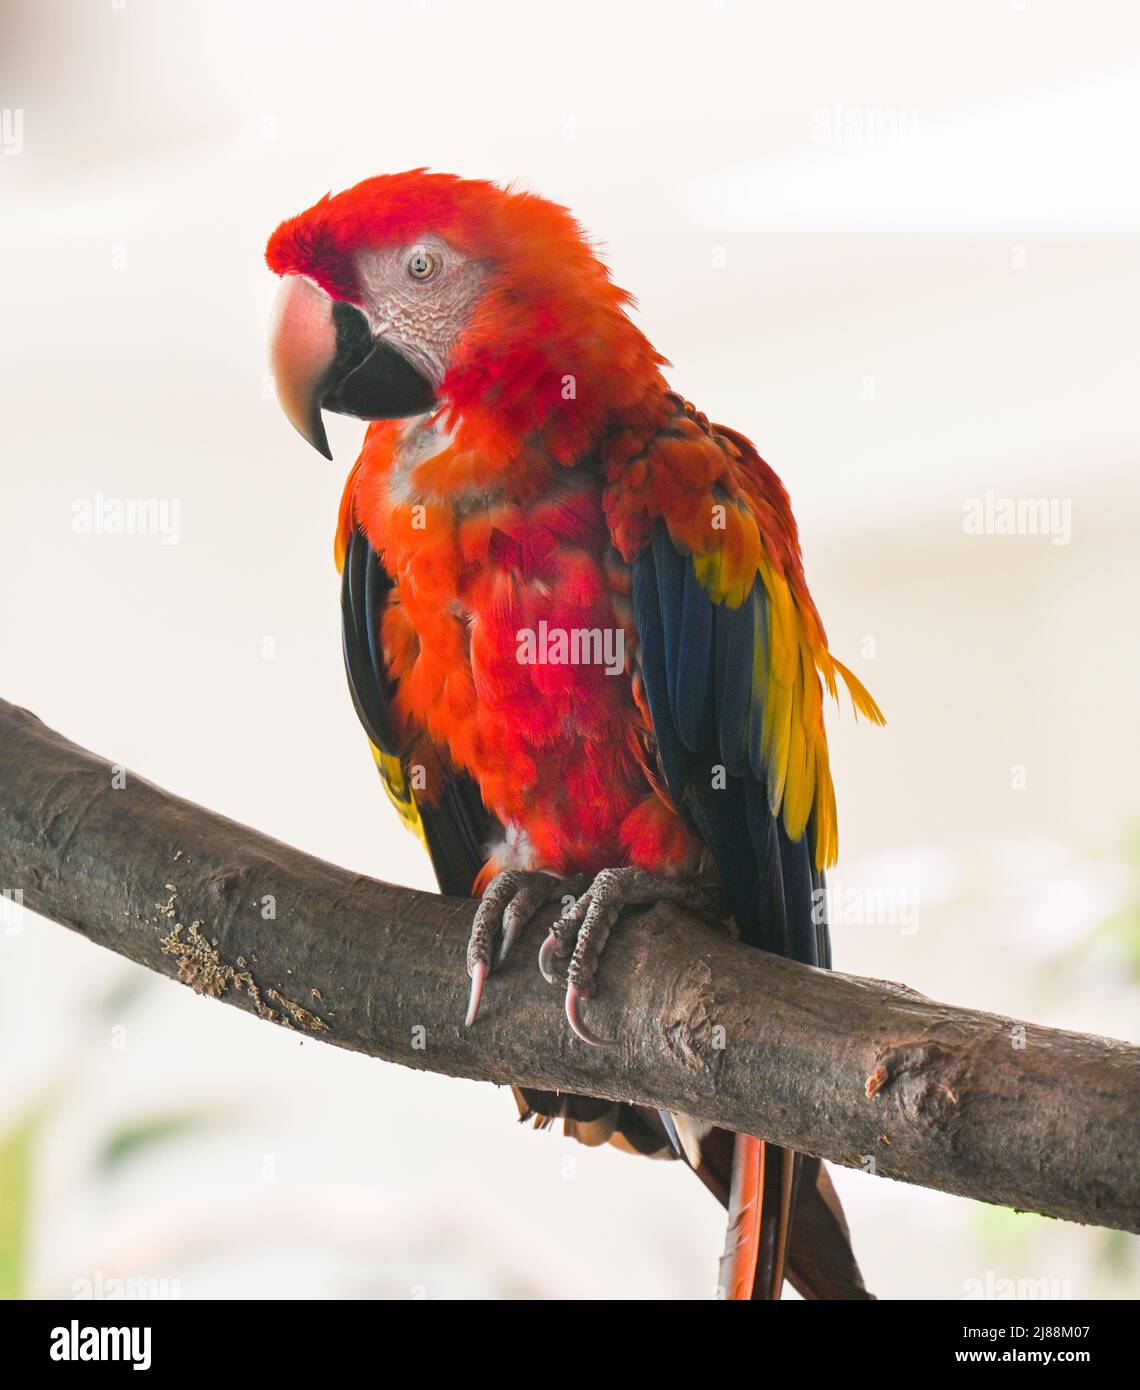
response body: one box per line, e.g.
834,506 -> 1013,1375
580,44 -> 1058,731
1,697 -> 1136,1232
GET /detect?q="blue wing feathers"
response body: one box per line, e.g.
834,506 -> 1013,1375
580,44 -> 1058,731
650,526 -> 685,726
633,521 -> 827,969
779,827 -> 818,965
676,561 -> 717,748
715,593 -> 757,777
632,544 -> 689,798
745,783 -> 791,953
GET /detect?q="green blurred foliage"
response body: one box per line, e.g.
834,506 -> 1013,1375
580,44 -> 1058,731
0,1108 -> 40,1300
96,1110 -> 222,1176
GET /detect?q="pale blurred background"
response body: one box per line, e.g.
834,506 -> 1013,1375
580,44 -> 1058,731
1,0 -> 1138,1300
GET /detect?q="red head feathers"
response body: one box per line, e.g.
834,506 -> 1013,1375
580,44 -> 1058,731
266,170 -> 665,455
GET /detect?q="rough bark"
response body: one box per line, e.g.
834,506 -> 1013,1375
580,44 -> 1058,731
0,697 -> 1136,1232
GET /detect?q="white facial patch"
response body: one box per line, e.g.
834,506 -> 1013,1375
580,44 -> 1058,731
354,236 -> 491,387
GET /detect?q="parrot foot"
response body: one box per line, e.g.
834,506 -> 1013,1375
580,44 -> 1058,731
539,868 -> 727,1047
465,869 -> 587,1027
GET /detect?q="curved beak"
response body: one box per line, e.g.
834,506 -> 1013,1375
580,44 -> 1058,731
268,274 -> 337,458
268,274 -> 437,460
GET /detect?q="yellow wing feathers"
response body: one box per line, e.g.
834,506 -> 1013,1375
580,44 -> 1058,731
763,556 -> 882,868
696,520 -> 883,872
368,740 -> 428,848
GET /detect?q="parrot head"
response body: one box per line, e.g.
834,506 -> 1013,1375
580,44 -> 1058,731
266,169 -> 660,459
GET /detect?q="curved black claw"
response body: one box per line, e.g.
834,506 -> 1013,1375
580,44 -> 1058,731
548,867 -> 728,1046
465,869 -> 580,1027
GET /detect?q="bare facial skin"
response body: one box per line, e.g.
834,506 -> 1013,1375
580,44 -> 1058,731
353,236 -> 491,386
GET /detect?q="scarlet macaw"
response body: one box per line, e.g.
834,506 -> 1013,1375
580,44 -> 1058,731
266,171 -> 883,1299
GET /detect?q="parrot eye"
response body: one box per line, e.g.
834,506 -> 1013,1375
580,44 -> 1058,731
406,246 -> 438,282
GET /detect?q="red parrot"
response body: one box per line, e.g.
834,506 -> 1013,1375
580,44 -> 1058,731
266,170 -> 883,1300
